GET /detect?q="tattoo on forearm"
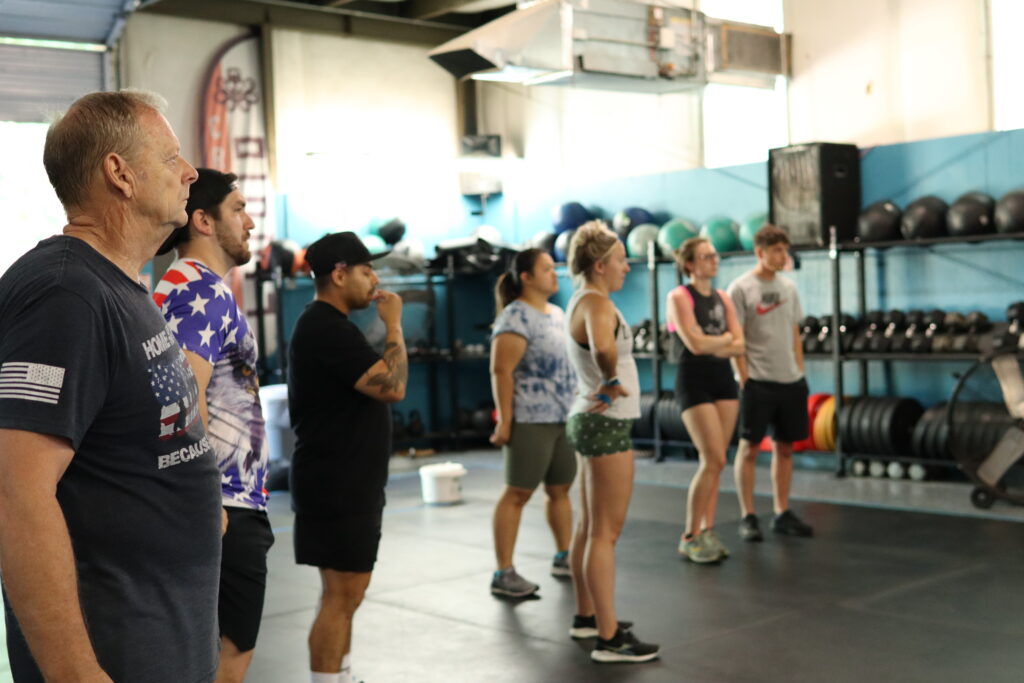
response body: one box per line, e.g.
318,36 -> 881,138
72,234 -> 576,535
366,340 -> 408,393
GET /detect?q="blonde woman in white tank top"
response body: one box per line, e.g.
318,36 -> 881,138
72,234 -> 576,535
563,221 -> 659,664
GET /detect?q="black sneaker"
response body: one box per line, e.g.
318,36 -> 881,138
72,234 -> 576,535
591,627 -> 660,663
569,615 -> 634,639
739,513 -> 763,542
771,510 -> 814,537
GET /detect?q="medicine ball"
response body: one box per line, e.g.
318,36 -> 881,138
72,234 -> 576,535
947,192 -> 995,237
994,189 -> 1024,234
900,195 -> 948,239
857,200 -> 901,242
553,201 -> 593,235
626,224 -> 661,258
738,214 -> 766,251
700,218 -> 741,253
657,218 -> 697,255
529,230 -> 557,254
376,218 -> 406,245
612,207 -> 656,240
553,229 -> 575,262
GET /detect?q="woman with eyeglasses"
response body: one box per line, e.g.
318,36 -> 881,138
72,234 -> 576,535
666,236 -> 744,564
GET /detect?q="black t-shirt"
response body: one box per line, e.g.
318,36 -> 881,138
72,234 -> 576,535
287,300 -> 391,515
0,237 -> 221,683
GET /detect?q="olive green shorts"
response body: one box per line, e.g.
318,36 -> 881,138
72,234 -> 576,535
504,422 -> 577,490
565,413 -> 634,457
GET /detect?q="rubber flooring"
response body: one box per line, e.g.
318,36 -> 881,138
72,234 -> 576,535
244,461 -> 1024,683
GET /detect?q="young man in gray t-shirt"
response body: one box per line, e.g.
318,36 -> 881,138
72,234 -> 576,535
726,225 -> 814,541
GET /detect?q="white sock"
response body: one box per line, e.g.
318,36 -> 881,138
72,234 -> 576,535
311,672 -> 340,683
340,653 -> 353,683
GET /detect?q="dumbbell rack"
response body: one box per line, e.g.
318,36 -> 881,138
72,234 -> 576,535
826,228 -> 1024,477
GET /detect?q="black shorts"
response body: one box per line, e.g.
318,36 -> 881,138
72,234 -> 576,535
739,378 -> 809,444
294,510 -> 383,574
220,507 -> 275,652
675,361 -> 739,411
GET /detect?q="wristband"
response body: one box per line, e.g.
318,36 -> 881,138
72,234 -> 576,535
595,393 -> 613,405
602,377 -> 621,387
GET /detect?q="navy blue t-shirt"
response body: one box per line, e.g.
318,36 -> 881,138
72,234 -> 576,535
0,236 -> 221,683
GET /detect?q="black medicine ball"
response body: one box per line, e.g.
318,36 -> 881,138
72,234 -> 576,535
947,191 -> 995,236
995,189 -> 1024,234
901,195 -> 948,239
857,200 -> 902,242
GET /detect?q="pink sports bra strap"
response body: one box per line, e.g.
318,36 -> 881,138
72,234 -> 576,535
666,285 -> 694,333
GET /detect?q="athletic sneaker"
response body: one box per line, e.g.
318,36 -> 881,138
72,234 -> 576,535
739,514 -> 764,542
569,615 -> 634,639
551,551 -> 571,578
771,510 -> 814,537
490,567 -> 539,598
677,533 -> 721,564
591,627 -> 660,664
700,528 -> 730,559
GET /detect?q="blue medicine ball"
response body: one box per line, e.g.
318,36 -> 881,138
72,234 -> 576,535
612,207 -> 656,239
553,201 -> 593,235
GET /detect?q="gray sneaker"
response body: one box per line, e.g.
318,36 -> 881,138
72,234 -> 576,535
700,529 -> 730,559
551,551 -> 571,578
490,567 -> 539,598
677,533 -> 721,564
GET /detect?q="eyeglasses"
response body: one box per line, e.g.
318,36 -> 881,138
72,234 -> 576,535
697,253 -> 720,262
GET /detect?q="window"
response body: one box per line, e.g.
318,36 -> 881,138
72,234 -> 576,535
0,122 -> 66,275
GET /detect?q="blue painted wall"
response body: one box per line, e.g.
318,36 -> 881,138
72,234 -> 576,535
275,127 -> 1024,429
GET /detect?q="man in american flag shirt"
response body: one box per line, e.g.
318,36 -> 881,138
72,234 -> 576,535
153,168 -> 273,683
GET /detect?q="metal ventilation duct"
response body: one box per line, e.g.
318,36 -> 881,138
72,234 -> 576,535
428,0 -> 787,93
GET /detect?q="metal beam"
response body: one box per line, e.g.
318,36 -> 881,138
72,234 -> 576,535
138,0 -> 465,45
405,0 -> 483,21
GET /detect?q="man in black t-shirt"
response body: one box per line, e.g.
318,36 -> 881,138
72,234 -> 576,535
0,91 -> 221,683
288,231 -> 407,683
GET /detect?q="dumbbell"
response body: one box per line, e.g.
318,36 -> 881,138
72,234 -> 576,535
908,463 -> 929,481
851,459 -> 867,476
852,311 -> 885,352
633,320 -> 651,353
892,310 -> 924,353
1007,301 -> 1024,333
912,309 -> 946,352
952,311 -> 990,353
802,316 -> 822,353
836,314 -> 859,352
933,312 -> 967,352
869,310 -> 907,352
886,461 -> 906,479
868,460 -> 887,478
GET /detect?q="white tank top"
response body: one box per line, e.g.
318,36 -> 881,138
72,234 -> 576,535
565,287 -> 641,419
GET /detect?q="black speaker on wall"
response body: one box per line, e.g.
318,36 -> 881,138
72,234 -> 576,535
768,142 -> 861,247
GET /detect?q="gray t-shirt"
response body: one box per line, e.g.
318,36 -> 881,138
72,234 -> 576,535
727,270 -> 804,383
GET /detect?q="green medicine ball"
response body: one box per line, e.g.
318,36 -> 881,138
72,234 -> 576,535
700,218 -> 741,253
657,218 -> 698,255
739,214 -> 766,251
361,233 -> 388,254
626,223 -> 661,258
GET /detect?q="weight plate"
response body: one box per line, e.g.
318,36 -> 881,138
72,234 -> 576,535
837,397 -> 859,452
858,397 -> 881,454
888,398 -> 925,456
911,405 -> 940,458
869,398 -> 897,454
821,396 -> 838,451
847,397 -> 870,454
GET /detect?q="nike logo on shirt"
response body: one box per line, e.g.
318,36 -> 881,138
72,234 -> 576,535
755,301 -> 785,315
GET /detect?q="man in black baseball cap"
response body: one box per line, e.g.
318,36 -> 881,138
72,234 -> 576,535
287,231 -> 405,683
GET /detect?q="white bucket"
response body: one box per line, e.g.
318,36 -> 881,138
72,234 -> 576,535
419,462 -> 467,505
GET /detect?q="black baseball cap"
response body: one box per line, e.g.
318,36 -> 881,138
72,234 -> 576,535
156,168 -> 239,256
305,231 -> 389,277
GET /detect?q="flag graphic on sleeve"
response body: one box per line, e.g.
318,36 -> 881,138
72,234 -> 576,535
0,362 -> 65,405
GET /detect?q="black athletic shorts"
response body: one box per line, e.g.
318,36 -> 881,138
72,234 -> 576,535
220,507 -> 275,652
675,361 -> 739,411
294,510 -> 383,574
739,378 -> 809,444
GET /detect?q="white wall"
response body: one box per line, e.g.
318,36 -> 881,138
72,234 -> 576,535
478,82 -> 703,187
271,27 -> 464,240
786,0 -> 990,147
119,13 -> 251,164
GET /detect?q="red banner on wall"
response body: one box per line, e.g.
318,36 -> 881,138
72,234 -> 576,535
200,33 -> 275,255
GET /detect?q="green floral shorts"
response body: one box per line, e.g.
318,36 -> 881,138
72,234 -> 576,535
566,413 -> 634,457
